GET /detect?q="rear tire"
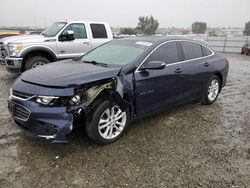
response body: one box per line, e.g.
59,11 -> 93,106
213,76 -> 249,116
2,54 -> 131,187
25,56 -> 50,71
202,75 -> 221,105
86,98 -> 130,145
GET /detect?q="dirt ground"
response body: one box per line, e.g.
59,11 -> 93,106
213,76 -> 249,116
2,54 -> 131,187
0,53 -> 249,188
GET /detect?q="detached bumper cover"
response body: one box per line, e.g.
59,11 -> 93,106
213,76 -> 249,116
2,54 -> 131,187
8,97 -> 74,143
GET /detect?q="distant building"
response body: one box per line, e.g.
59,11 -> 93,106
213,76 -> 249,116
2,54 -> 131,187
207,28 -> 244,37
157,27 -> 192,36
222,28 -> 244,37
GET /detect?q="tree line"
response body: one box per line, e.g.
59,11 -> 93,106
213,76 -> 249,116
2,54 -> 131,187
120,16 -> 250,36
120,15 -> 159,35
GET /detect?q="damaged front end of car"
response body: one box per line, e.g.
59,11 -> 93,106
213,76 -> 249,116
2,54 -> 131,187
8,76 -> 132,143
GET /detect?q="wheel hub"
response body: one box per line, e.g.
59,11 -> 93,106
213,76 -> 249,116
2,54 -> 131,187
32,62 -> 46,68
208,79 -> 219,101
98,105 -> 126,140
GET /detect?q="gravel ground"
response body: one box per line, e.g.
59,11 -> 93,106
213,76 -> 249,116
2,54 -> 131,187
0,53 -> 249,188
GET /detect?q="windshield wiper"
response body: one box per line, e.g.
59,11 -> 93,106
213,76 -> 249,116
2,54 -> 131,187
41,33 -> 48,37
41,33 -> 55,37
72,56 -> 81,61
82,60 -> 108,67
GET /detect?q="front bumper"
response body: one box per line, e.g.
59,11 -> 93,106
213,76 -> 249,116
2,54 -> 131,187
5,57 -> 23,74
8,95 -> 74,144
0,58 -> 5,65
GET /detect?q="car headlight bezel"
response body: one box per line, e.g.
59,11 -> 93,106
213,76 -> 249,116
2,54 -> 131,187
35,94 -> 83,106
8,43 -> 23,57
36,96 -> 59,106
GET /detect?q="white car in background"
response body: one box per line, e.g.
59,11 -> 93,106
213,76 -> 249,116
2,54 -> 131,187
0,21 -> 113,74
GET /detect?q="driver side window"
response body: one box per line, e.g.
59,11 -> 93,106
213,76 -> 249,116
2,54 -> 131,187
62,23 -> 87,39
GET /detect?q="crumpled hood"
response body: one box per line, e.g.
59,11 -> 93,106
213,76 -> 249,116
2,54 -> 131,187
0,35 -> 49,44
20,59 -> 121,87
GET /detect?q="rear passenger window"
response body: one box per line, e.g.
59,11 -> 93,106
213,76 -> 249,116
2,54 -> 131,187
145,42 -> 180,65
181,42 -> 203,60
202,46 -> 212,56
90,24 -> 108,38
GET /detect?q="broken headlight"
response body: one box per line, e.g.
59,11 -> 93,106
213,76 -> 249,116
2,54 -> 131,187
69,95 -> 81,105
36,96 -> 59,105
36,94 -> 85,106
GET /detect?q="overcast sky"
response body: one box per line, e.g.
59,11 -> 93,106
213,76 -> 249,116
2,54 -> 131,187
1,0 -> 250,28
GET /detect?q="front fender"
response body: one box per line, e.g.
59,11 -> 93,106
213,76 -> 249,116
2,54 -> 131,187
19,45 -> 57,60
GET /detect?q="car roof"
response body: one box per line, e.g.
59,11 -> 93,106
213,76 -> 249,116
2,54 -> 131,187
60,21 -> 110,25
116,36 -> 201,46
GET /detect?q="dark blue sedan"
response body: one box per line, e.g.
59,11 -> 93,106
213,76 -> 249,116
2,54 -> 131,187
8,37 -> 229,144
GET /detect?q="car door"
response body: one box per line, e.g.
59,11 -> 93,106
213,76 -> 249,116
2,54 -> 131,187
179,41 -> 214,100
57,23 -> 92,59
134,41 -> 186,117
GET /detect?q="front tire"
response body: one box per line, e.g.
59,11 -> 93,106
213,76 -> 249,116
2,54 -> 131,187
86,98 -> 130,145
25,56 -> 50,71
202,75 -> 221,105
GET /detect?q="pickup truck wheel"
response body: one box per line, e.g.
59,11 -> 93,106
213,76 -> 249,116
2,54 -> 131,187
25,56 -> 50,70
86,99 -> 130,145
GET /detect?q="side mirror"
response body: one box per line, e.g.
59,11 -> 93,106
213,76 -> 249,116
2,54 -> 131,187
140,61 -> 166,71
59,30 -> 75,41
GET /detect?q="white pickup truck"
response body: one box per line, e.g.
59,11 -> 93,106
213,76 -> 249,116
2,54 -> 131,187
0,21 -> 113,74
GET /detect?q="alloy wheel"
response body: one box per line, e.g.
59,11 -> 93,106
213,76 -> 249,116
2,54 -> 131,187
208,79 -> 219,101
98,105 -> 127,139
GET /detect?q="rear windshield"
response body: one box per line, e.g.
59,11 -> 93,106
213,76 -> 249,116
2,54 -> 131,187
81,40 -> 152,65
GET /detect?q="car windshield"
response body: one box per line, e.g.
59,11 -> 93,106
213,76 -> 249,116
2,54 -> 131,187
42,22 -> 66,37
81,40 -> 152,66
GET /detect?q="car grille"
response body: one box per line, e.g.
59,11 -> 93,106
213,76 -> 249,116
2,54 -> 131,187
13,104 -> 31,121
0,42 -> 7,60
12,90 -> 34,100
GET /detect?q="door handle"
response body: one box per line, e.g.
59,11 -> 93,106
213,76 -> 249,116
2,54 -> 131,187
83,42 -> 90,45
175,68 -> 184,74
204,62 -> 210,67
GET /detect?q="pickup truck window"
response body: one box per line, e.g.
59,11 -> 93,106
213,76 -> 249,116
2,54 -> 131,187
42,22 -> 66,37
90,24 -> 108,39
62,23 -> 87,39
81,40 -> 149,65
